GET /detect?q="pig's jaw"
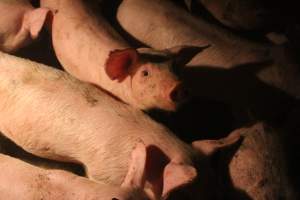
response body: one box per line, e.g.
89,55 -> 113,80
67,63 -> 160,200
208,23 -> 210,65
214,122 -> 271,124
108,76 -> 149,110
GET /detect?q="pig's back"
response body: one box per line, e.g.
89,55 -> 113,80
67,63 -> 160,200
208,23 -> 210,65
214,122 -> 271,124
117,0 -> 270,68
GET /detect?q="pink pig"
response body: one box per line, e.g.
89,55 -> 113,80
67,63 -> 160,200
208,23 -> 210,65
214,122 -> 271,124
39,0 -> 204,111
0,0 -> 50,52
0,51 -> 241,199
0,143 -> 152,200
116,0 -> 274,69
116,0 -> 300,100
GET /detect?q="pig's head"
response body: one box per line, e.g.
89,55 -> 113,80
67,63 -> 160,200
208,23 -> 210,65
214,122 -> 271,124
180,130 -> 243,200
105,45 -> 208,111
109,141 -> 198,200
108,131 -> 241,200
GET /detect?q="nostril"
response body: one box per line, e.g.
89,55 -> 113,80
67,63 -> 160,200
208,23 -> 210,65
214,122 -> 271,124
170,85 -> 189,102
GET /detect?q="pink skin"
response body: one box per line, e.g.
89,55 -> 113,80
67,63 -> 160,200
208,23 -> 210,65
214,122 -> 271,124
218,123 -> 297,200
0,52 -> 241,199
0,143 -> 150,200
116,0 -> 300,101
0,0 -> 50,53
116,0 -> 270,69
39,0 -> 200,111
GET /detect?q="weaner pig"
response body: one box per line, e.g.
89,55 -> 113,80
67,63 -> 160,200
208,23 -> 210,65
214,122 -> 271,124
217,123 -> 298,200
0,0 -> 50,52
116,0 -> 300,100
39,0 -> 203,111
116,0 -> 269,69
0,143 -> 150,200
0,51 -> 241,199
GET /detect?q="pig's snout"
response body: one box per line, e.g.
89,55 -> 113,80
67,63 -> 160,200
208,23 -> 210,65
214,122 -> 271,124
170,84 -> 189,103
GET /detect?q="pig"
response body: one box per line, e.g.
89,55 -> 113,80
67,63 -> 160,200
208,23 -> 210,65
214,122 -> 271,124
0,0 -> 50,52
39,0 -> 203,112
116,0 -> 270,69
0,142 -> 151,200
116,0 -> 300,102
217,123 -> 298,200
0,51 -> 241,199
184,0 -> 280,31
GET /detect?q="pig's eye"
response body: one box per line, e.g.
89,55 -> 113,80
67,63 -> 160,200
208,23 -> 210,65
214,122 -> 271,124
141,70 -> 149,77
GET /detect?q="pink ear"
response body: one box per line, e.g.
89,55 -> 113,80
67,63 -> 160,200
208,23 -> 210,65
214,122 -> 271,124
192,129 -> 242,156
162,163 -> 197,199
121,142 -> 147,188
24,8 -> 51,39
105,48 -> 139,82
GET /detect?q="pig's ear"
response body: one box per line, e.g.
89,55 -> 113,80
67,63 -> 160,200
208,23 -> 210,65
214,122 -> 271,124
192,129 -> 242,156
168,45 -> 210,67
121,142 -> 147,188
105,48 -> 139,82
162,163 -> 197,199
128,145 -> 198,199
24,8 -> 51,39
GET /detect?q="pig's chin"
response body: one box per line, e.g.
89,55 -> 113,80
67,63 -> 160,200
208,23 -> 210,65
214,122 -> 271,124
156,100 -> 179,112
139,98 -> 178,112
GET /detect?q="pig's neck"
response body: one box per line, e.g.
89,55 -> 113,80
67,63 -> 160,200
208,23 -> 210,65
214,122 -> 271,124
88,52 -> 144,110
